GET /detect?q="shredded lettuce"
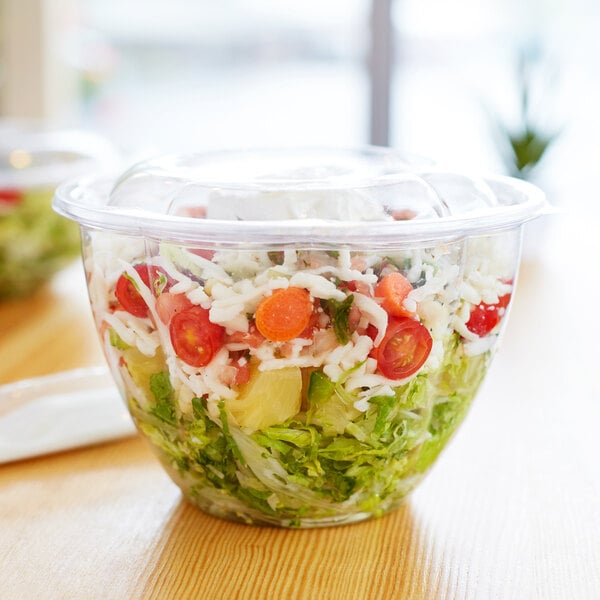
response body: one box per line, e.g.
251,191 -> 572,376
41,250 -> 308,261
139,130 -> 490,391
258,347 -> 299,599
149,371 -> 177,425
0,188 -> 80,298
124,333 -> 487,525
415,334 -> 489,472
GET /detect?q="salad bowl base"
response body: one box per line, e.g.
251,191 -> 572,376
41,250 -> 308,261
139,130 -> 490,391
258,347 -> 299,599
154,448 -> 422,528
188,496 -> 379,529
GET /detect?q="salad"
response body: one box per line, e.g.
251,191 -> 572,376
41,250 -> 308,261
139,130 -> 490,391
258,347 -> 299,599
1,128 -> 116,299
0,186 -> 80,298
85,229 -> 517,527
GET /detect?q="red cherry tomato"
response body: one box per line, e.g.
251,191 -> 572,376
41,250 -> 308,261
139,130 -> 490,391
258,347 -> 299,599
170,306 -> 225,367
155,292 -> 193,324
370,317 -> 433,380
465,294 -> 511,337
0,188 -> 22,205
114,264 -> 151,318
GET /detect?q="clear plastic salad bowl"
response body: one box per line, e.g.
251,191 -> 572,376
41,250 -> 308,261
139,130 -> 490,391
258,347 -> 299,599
53,148 -> 547,528
0,123 -> 115,298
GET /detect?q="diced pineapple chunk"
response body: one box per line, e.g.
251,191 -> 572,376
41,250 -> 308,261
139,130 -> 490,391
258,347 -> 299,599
225,365 -> 302,432
123,345 -> 166,399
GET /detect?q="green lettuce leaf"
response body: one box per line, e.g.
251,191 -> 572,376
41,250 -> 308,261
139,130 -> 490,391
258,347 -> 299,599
149,371 -> 176,425
414,334 -> 489,472
125,331 -> 490,524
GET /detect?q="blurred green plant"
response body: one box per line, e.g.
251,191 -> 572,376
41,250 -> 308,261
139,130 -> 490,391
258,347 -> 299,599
493,47 -> 561,181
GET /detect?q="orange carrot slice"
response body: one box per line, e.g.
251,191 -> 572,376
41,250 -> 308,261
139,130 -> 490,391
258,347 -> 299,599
375,272 -> 414,317
255,287 -> 313,342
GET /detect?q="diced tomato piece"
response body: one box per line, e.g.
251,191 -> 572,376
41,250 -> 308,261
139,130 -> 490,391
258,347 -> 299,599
233,361 -> 251,386
155,292 -> 194,324
227,325 -> 266,349
465,294 -> 512,337
189,248 -> 215,260
497,293 -> 512,309
391,209 -> 417,221
185,206 -> 207,218
348,304 -> 361,334
366,323 -> 379,342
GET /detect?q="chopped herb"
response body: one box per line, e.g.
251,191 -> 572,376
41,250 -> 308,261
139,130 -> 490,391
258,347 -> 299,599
322,295 -> 354,344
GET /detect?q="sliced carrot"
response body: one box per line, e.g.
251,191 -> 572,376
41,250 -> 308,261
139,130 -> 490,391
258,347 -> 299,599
375,272 -> 414,317
255,287 -> 313,342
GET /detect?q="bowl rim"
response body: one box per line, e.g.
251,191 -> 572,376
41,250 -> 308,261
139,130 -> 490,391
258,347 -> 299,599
52,147 -> 550,248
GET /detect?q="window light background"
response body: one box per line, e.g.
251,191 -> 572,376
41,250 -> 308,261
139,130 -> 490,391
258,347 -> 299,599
7,0 -> 599,215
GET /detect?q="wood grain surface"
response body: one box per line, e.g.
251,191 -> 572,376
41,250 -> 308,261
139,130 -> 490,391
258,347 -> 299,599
1,216 -> 599,600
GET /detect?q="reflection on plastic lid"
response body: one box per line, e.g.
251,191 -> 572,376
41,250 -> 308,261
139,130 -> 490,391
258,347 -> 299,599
53,147 -> 549,247
0,124 -> 117,188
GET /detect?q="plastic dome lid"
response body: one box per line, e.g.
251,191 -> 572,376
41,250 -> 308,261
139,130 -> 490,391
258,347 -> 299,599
0,121 -> 116,188
53,147 -> 548,247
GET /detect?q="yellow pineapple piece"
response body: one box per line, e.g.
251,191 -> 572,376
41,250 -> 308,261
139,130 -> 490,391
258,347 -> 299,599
226,365 -> 302,432
123,345 -> 166,398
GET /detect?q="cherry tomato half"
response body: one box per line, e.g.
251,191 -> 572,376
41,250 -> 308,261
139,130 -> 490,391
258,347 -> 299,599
169,306 -> 225,367
114,264 -> 152,318
371,317 -> 433,380
465,294 -> 511,337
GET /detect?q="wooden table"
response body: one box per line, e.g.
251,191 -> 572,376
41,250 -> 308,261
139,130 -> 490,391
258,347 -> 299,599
1,215 -> 599,600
